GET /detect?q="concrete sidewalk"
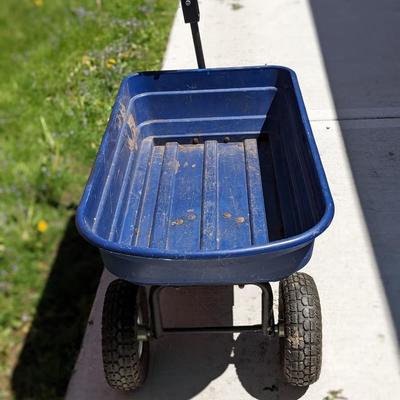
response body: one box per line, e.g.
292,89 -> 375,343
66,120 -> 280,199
67,1 -> 400,399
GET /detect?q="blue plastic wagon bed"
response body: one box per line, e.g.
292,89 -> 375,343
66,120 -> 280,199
77,3 -> 335,390
76,65 -> 334,286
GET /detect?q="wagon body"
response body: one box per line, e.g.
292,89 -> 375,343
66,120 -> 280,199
76,66 -> 334,285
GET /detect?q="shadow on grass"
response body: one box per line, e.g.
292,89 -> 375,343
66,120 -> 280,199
11,215 -> 103,400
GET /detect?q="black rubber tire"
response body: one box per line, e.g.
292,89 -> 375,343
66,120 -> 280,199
279,272 -> 322,386
102,279 -> 149,391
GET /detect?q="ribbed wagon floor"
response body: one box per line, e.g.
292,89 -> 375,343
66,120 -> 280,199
114,138 -> 269,251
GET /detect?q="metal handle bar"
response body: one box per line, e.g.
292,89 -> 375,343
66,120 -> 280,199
180,0 -> 206,68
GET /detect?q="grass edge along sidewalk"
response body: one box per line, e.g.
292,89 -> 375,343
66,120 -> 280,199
0,0 -> 177,399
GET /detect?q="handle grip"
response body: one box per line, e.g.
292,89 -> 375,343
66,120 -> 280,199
180,0 -> 200,24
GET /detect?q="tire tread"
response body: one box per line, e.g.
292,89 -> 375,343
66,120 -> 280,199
102,280 -> 148,391
280,272 -> 322,386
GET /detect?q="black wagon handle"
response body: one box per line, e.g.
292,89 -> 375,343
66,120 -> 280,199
180,0 -> 206,69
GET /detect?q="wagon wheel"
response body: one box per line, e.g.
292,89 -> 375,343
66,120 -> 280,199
102,280 -> 149,391
279,272 -> 322,386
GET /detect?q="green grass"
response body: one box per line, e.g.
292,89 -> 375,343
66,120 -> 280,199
0,0 -> 177,398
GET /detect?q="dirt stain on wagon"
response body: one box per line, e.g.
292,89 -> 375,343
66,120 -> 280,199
127,114 -> 138,151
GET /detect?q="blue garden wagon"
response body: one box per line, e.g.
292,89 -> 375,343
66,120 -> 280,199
77,1 -> 334,391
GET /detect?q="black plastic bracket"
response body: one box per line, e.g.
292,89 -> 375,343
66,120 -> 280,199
180,0 -> 206,69
180,0 -> 200,23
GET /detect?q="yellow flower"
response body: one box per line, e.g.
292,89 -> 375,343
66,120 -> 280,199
37,219 -> 48,233
81,55 -> 96,72
32,0 -> 44,7
106,58 -> 117,69
82,55 -> 91,67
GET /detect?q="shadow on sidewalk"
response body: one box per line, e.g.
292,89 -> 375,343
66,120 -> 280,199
309,0 -> 400,344
111,287 -> 306,400
128,286 -> 235,400
11,215 -> 103,399
235,333 -> 307,400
